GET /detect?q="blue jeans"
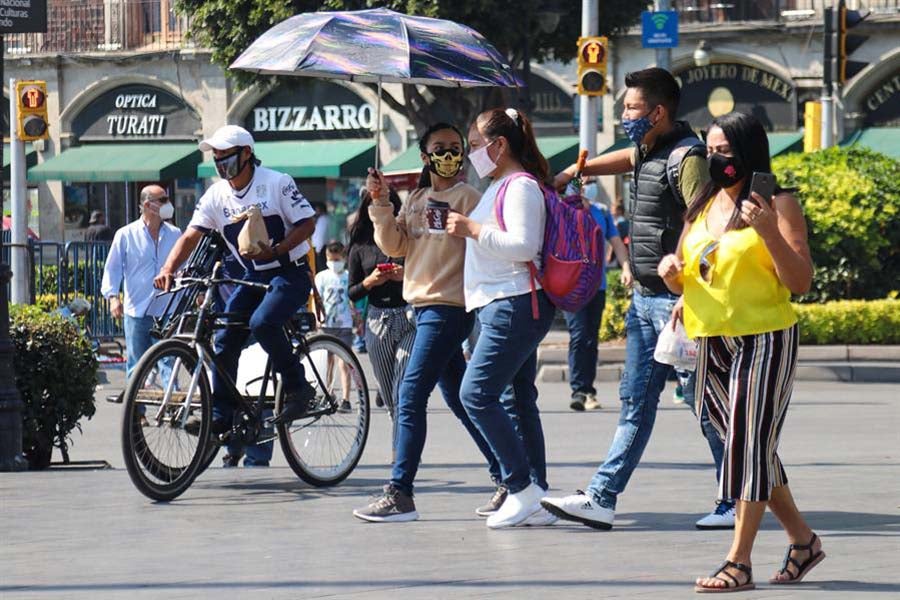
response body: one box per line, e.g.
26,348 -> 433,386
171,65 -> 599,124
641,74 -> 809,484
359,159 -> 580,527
682,370 -> 729,499
563,289 -> 607,395
460,291 -> 556,494
124,314 -> 156,379
212,264 -> 311,422
390,306 -> 500,495
586,289 -> 679,510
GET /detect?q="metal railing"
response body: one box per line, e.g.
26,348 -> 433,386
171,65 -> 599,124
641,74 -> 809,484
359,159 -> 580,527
677,0 -> 900,24
4,0 -> 193,56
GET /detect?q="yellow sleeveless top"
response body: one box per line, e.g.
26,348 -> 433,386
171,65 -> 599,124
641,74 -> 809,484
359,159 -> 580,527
682,202 -> 796,338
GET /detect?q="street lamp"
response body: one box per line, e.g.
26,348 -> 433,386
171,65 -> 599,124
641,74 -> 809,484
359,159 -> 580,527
693,40 -> 712,67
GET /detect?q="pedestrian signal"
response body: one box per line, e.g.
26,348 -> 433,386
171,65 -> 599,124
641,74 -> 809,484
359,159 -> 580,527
16,80 -> 50,141
838,0 -> 869,85
577,36 -> 608,97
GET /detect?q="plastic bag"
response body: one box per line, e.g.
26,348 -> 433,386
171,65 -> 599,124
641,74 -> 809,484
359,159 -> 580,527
233,206 -> 270,256
654,319 -> 698,370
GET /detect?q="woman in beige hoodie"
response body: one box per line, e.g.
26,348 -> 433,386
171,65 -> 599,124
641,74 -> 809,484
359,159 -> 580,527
353,123 -> 501,523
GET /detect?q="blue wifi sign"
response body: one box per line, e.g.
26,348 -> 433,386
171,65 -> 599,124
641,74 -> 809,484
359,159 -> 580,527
642,10 -> 679,48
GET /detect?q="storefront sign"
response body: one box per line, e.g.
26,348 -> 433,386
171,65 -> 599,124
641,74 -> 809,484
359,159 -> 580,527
673,62 -> 796,131
0,0 -> 46,33
246,80 -> 374,141
861,68 -> 900,126
71,84 -> 201,141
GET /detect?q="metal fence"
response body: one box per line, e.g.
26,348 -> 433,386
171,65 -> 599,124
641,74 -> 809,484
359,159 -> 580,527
2,232 -> 123,340
4,0 -> 192,56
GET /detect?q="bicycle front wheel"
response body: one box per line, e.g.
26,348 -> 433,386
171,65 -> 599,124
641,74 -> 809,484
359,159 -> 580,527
276,333 -> 370,486
121,338 -> 212,501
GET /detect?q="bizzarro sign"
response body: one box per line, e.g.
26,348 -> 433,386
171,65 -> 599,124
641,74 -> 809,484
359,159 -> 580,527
71,84 -> 201,141
245,79 -> 374,141
0,0 -> 46,33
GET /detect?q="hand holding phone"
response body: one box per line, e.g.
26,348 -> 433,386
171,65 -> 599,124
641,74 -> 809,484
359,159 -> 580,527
376,262 -> 396,272
749,172 -> 775,207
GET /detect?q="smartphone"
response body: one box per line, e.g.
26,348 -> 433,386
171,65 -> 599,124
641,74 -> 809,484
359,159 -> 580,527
376,263 -> 396,271
749,172 -> 775,206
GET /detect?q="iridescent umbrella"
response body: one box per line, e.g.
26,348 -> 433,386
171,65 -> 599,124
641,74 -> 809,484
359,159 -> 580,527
231,8 -> 517,167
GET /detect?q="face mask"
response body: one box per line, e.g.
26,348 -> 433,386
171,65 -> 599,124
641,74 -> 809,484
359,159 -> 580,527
708,152 -> 745,188
157,202 -> 174,220
622,111 -> 658,145
214,149 -> 247,180
427,149 -> 463,179
327,260 -> 345,273
468,140 -> 497,179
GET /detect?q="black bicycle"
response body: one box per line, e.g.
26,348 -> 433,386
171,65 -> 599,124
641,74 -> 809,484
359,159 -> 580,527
120,258 -> 370,501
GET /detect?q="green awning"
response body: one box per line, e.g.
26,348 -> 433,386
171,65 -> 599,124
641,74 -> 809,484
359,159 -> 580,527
598,138 -> 632,155
197,140 -> 375,179
840,127 -> 900,159
382,145 -> 423,174
28,143 -> 202,182
537,136 -> 580,173
768,131 -> 804,156
3,144 -> 36,179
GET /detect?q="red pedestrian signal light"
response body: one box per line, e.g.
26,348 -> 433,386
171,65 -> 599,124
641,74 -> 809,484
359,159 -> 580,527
15,80 -> 50,141
577,36 -> 608,96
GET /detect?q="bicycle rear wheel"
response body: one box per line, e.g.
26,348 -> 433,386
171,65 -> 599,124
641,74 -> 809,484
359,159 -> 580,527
276,333 -> 370,486
121,338 -> 212,501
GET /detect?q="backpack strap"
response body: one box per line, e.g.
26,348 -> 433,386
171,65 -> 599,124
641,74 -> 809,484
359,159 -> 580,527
665,135 -> 706,206
494,172 -> 541,320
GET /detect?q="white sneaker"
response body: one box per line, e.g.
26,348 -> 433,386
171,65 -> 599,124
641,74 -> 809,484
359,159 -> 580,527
486,483 -> 544,529
695,502 -> 736,530
518,507 -> 558,527
540,490 -> 614,530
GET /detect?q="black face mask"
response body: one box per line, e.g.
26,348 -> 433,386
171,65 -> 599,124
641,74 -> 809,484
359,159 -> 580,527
214,148 -> 249,180
707,152 -> 745,188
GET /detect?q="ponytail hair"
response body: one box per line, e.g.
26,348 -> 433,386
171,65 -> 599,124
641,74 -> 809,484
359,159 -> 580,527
476,108 -> 550,185
415,122 -> 465,190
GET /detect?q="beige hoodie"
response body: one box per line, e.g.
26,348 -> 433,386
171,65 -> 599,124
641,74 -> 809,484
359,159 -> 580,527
369,182 -> 481,307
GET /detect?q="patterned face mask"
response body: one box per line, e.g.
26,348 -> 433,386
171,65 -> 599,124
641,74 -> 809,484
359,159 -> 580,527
427,149 -> 463,179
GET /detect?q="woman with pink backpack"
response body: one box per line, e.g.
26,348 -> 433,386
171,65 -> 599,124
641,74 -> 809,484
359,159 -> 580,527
446,108 -> 558,529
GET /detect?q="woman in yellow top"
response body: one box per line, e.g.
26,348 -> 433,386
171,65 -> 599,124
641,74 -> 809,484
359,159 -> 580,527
658,112 -> 823,593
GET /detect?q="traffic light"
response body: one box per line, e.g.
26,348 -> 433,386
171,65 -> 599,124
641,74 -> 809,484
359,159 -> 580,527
15,80 -> 50,141
577,36 -> 608,96
838,0 -> 869,85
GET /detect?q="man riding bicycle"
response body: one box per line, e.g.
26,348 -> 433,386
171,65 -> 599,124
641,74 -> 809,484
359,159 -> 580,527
154,125 -> 317,432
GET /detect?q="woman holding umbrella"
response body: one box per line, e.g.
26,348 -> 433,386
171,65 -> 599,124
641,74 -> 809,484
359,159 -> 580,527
353,123 -> 502,522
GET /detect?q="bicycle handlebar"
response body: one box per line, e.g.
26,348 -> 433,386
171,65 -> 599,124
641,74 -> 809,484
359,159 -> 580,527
169,275 -> 271,294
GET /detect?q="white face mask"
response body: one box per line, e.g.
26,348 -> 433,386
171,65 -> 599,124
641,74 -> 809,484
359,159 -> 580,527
327,260 -> 345,273
468,140 -> 497,179
157,202 -> 174,220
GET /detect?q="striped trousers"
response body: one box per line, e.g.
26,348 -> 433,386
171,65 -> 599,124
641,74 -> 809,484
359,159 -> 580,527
365,305 -> 416,420
695,324 -> 799,502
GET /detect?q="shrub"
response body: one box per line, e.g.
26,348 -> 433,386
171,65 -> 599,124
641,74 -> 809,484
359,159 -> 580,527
773,147 -> 900,302
600,269 -> 631,342
9,304 -> 99,469
794,298 -> 900,345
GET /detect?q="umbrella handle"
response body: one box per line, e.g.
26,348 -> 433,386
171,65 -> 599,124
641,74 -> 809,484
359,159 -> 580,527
374,79 -> 382,170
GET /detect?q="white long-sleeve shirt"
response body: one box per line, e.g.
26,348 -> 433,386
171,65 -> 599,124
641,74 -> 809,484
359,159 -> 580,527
101,219 -> 182,317
464,175 -> 546,311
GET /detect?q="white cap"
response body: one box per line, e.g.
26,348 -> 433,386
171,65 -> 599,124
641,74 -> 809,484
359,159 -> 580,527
199,125 -> 255,152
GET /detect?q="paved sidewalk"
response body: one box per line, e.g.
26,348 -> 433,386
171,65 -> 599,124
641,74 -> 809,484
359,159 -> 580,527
1,370 -> 898,598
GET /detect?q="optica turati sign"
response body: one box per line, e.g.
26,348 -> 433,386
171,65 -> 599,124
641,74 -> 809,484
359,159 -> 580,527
71,84 -> 201,141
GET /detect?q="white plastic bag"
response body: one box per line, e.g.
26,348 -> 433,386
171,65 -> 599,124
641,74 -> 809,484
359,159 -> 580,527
233,205 -> 270,256
654,319 -> 698,370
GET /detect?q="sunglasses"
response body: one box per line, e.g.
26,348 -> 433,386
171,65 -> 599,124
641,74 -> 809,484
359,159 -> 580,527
699,241 -> 719,284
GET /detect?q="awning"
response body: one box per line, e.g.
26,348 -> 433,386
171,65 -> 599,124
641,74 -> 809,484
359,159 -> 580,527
598,138 -> 632,155
28,143 -> 202,182
767,131 -> 803,156
3,144 -> 36,180
197,140 -> 375,179
382,144 -> 422,174
840,127 -> 900,159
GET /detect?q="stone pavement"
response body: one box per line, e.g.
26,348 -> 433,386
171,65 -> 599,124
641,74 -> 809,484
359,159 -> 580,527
1,362 -> 898,599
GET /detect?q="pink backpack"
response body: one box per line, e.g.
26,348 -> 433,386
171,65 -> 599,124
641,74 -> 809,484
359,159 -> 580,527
494,173 -> 605,318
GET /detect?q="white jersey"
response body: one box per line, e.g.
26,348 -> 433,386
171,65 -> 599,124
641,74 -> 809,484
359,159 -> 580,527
189,166 -> 316,271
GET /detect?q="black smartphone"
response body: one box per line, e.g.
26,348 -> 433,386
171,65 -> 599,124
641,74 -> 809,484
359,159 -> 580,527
749,172 -> 775,206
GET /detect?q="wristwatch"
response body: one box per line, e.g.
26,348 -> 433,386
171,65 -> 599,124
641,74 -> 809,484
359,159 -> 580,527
272,242 -> 292,267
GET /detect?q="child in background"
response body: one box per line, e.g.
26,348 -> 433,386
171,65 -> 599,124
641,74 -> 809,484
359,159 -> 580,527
314,241 -> 356,412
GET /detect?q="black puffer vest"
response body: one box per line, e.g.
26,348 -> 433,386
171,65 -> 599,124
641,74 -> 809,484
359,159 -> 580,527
629,121 -> 704,295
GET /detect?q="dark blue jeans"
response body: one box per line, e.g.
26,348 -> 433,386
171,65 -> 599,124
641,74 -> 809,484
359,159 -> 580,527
212,263 -> 311,422
563,289 -> 607,396
460,291 -> 556,494
390,305 -> 500,495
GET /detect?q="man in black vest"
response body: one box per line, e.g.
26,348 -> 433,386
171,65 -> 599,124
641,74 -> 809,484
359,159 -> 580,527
542,68 -> 734,531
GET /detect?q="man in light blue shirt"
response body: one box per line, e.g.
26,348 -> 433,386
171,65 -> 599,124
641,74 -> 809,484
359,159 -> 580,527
101,185 -> 181,383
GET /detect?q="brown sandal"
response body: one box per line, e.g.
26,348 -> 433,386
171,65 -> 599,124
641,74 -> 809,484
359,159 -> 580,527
769,532 -> 826,584
695,560 -> 755,593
